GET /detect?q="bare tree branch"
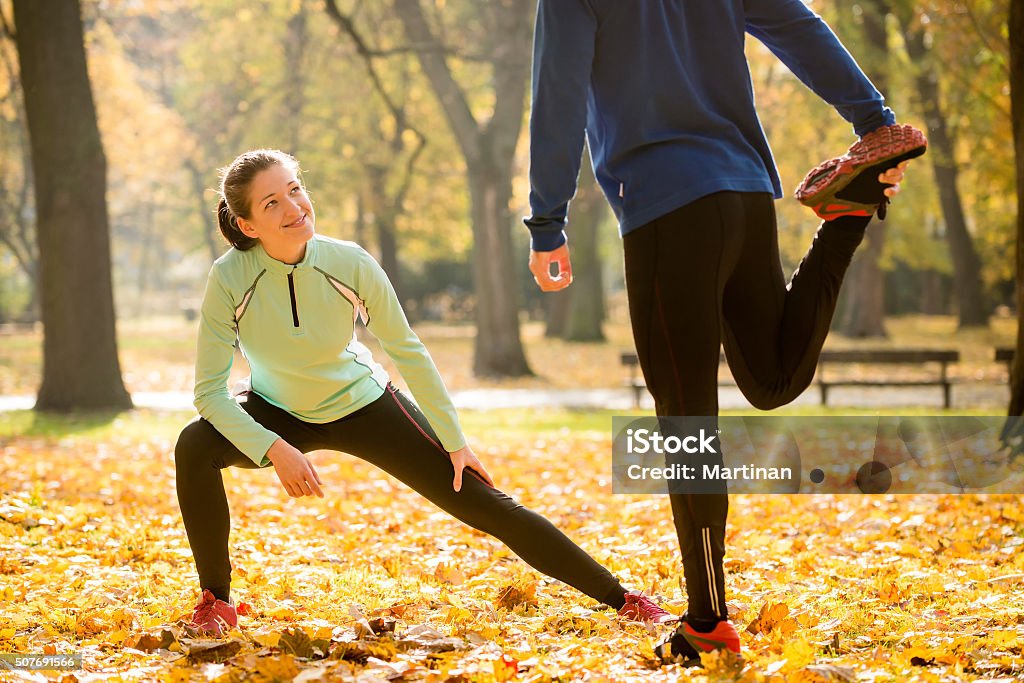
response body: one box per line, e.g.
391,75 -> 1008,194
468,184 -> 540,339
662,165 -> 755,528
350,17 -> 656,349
393,130 -> 426,210
325,0 -> 410,131
0,19 -> 35,285
0,1 -> 14,41
343,0 -> 456,56
485,1 -> 531,148
327,39 -> 500,63
324,0 -> 428,158
391,0 -> 480,165
0,16 -> 19,86
963,0 -> 1009,62
943,60 -> 1012,121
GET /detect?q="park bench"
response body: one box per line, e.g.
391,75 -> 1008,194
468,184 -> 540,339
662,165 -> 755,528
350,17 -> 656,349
815,349 -> 958,409
996,347 -> 1014,371
621,348 -> 960,408
620,351 -> 731,408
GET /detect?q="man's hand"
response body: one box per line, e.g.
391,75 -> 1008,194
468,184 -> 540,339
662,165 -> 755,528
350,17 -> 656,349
880,160 -> 910,197
529,243 -> 573,292
450,445 -> 496,492
266,438 -> 323,498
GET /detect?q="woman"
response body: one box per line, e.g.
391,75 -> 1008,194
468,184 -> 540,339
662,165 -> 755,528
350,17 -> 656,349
176,149 -> 671,635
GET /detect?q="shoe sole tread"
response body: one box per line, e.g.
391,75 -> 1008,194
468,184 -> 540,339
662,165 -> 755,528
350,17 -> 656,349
795,124 -> 927,218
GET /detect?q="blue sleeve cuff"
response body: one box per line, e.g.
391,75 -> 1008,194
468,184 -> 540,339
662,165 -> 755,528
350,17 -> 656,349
854,106 -> 897,138
528,227 -> 567,252
524,214 -> 568,251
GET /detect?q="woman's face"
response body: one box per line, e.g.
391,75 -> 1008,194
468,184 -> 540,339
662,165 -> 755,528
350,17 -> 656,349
236,163 -> 315,261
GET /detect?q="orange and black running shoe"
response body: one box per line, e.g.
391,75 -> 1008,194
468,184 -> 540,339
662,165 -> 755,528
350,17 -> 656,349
655,618 -> 742,667
795,123 -> 927,221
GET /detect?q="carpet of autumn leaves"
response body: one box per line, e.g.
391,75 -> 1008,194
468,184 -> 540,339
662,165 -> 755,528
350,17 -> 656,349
1,409 -> 1023,682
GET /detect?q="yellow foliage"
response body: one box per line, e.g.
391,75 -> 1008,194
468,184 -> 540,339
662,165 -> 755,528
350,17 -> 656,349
251,630 -> 281,648
107,629 -> 129,644
748,602 -> 798,636
161,668 -> 192,683
1,402 -> 1022,681
250,654 -> 300,682
444,606 -> 473,625
781,637 -> 817,670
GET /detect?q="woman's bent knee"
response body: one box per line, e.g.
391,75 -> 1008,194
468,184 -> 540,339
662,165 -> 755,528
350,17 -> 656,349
174,419 -> 219,471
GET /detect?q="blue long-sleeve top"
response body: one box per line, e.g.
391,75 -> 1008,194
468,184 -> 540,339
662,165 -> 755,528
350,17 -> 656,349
525,0 -> 896,251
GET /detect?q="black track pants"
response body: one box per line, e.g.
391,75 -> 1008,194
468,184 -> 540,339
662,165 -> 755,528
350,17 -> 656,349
623,191 -> 868,624
174,383 -> 626,606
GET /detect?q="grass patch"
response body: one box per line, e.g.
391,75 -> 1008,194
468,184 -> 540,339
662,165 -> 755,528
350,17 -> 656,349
0,405 -> 1005,443
0,408 -> 191,441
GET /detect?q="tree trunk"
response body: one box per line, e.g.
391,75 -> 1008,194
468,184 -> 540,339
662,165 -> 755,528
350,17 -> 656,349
562,217 -> 605,341
468,164 -> 531,376
898,9 -> 990,328
135,205 -> 155,318
836,0 -> 888,338
284,2 -> 307,156
1008,0 -> 1024,421
393,0 -> 533,377
544,289 -> 569,338
355,189 -> 367,245
839,221 -> 888,336
376,218 -> 401,301
920,269 -> 945,315
543,152 -> 606,341
364,165 -> 403,300
560,156 -> 606,342
187,159 -> 221,261
14,0 -> 132,411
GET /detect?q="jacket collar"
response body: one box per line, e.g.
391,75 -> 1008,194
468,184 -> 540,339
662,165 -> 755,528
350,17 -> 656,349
254,235 -> 319,274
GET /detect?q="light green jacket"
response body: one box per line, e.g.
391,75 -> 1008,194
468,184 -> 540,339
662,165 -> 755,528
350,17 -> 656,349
194,234 -> 466,465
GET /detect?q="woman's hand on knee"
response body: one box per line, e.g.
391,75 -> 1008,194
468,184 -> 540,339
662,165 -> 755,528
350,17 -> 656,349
266,438 -> 323,498
450,445 -> 495,492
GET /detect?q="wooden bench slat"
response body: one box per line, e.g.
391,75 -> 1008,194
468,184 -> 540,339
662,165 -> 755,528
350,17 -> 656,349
818,349 -> 959,363
621,349 -> 961,365
819,380 -> 950,387
620,347 -> 966,409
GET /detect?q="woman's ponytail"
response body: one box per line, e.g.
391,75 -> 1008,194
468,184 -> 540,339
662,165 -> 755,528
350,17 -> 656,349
216,196 -> 258,251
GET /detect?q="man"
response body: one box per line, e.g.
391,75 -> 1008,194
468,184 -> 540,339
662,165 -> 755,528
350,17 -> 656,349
524,0 -> 924,666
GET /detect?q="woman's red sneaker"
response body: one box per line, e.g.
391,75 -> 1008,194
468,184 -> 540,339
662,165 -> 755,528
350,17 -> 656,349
190,589 -> 238,636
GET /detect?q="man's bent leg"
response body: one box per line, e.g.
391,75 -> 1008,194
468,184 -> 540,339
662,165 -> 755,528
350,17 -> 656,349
722,194 -> 870,409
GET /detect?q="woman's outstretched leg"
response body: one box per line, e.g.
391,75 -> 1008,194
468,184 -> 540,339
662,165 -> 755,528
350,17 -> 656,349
329,385 -> 633,609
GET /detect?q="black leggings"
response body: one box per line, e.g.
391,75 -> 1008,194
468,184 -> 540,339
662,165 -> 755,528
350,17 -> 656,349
174,383 -> 626,607
624,191 -> 869,626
